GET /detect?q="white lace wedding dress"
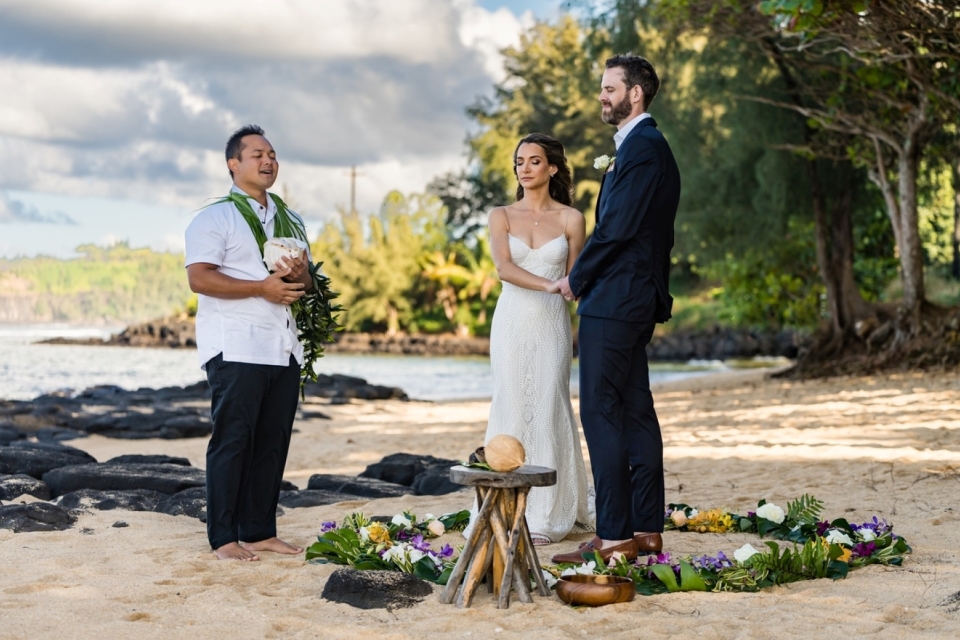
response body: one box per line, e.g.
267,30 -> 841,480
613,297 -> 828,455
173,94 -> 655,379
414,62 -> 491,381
468,233 -> 595,543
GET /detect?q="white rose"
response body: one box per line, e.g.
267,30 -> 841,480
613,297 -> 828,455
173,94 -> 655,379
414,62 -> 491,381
391,514 -> 412,528
670,511 -> 688,527
358,526 -> 370,542
407,548 -> 425,564
262,237 -> 307,272
593,155 -> 613,171
756,503 -> 786,524
688,508 -> 699,517
734,543 -> 761,563
382,546 -> 402,563
825,529 -> 853,546
859,529 -> 876,542
542,570 -> 558,589
427,520 -> 446,537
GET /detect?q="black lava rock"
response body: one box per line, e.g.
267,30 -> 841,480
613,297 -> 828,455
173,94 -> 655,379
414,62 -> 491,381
321,568 -> 433,610
279,489 -> 362,509
105,454 -> 192,467
36,427 -> 88,442
0,442 -> 97,479
0,474 -> 52,501
155,486 -> 207,521
411,467 -> 463,496
54,488 -> 164,512
359,453 -> 458,487
306,474 -> 414,499
0,502 -> 76,532
42,463 -> 205,498
0,424 -> 26,445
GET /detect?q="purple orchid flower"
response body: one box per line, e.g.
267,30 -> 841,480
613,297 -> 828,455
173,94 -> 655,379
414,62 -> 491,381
410,534 -> 432,552
852,541 -> 877,558
320,521 -> 337,533
816,520 -> 831,536
438,543 -> 454,558
694,551 -> 733,572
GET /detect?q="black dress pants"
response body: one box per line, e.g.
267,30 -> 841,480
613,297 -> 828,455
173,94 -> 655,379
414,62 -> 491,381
578,315 -> 664,540
204,353 -> 299,550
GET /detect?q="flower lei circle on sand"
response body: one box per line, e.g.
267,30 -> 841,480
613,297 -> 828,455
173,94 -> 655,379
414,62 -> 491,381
546,494 -> 911,595
307,495 -> 911,597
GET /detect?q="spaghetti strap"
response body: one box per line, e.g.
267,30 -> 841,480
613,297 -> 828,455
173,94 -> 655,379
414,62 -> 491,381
562,208 -> 570,235
502,206 -> 511,233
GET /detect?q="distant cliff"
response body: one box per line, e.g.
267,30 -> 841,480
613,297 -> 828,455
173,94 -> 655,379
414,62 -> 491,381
0,243 -> 191,325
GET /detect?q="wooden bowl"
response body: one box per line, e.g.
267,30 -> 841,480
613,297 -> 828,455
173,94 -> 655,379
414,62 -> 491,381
555,574 -> 636,607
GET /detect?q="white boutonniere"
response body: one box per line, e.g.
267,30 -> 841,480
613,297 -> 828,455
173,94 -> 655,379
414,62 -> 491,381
594,155 -> 615,173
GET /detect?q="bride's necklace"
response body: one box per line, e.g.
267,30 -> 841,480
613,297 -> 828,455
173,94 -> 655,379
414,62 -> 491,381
533,210 -> 547,226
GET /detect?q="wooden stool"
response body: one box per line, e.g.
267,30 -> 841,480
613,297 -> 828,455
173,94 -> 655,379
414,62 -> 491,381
438,464 -> 556,609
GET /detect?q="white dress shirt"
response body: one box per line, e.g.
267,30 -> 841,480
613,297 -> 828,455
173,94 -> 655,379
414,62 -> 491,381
184,185 -> 308,369
613,112 -> 652,151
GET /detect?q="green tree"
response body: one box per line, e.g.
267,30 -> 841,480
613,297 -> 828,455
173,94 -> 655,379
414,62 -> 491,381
312,192 -> 446,334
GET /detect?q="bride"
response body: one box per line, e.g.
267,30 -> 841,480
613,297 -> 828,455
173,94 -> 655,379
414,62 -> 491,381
476,132 -> 594,545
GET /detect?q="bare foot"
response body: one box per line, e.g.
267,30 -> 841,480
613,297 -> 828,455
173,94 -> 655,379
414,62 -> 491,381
213,542 -> 259,561
240,537 -> 303,555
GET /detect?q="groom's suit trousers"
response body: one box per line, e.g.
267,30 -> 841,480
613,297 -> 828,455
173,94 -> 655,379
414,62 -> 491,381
578,315 -> 664,540
204,353 -> 299,550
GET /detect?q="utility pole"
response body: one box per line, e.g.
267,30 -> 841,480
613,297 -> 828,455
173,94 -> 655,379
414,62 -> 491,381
345,165 -> 365,213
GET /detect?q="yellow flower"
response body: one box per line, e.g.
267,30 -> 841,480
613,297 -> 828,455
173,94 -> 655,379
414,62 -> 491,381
836,547 -> 852,563
367,522 -> 392,546
686,508 -> 735,533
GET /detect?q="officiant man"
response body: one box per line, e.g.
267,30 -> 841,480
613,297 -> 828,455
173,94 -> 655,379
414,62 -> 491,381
554,55 -> 680,564
185,124 -> 311,561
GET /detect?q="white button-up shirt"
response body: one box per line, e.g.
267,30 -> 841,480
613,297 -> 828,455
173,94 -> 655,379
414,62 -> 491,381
614,112 -> 652,151
184,185 -> 308,369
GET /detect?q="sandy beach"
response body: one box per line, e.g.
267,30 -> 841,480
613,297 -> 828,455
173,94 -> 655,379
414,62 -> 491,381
2,369 -> 959,639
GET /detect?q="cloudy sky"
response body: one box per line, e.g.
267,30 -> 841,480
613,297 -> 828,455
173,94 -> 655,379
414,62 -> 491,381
0,0 -> 564,258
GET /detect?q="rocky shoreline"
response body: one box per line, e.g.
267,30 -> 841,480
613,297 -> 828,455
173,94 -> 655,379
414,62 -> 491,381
37,315 -> 807,360
0,445 -> 463,533
1,373 -> 463,533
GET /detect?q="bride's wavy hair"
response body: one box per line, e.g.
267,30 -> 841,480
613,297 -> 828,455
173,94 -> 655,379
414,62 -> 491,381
513,133 -> 574,207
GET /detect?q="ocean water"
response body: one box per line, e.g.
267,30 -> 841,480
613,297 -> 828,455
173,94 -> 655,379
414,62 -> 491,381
0,324 -> 755,402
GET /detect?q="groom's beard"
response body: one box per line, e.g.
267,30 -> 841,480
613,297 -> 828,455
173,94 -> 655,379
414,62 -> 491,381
601,93 -> 633,125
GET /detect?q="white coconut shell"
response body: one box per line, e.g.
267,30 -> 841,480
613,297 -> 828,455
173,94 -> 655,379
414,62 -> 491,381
263,237 -> 307,272
484,434 -> 525,472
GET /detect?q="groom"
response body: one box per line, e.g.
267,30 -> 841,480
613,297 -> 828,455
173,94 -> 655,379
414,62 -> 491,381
554,55 -> 680,564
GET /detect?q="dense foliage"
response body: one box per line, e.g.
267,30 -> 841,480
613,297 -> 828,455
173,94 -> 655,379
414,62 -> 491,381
0,243 -> 192,324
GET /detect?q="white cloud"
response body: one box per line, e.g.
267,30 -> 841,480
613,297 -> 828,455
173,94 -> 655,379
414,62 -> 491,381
0,0 -> 462,65
0,0 -> 531,228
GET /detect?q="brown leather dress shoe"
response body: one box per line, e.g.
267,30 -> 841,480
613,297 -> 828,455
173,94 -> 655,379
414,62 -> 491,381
634,532 -> 663,554
551,536 -> 638,565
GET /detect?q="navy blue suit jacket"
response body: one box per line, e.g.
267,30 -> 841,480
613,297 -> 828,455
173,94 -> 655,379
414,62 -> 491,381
568,117 -> 680,324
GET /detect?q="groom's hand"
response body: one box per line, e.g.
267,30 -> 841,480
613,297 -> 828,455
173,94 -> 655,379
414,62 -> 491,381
558,276 -> 576,301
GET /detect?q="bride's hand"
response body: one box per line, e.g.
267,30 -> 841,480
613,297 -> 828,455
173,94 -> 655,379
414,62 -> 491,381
545,280 -> 562,294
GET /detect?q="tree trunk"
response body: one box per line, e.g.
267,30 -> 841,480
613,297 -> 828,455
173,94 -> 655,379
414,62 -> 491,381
810,160 -> 870,341
953,156 -> 960,281
387,304 -> 399,336
897,141 -> 925,320
827,169 -> 871,329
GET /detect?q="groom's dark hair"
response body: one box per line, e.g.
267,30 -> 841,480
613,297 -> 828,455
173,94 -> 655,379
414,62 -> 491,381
606,55 -> 659,110
225,124 -> 267,178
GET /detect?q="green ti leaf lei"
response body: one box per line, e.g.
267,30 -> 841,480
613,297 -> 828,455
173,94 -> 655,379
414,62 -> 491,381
211,191 -> 343,392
